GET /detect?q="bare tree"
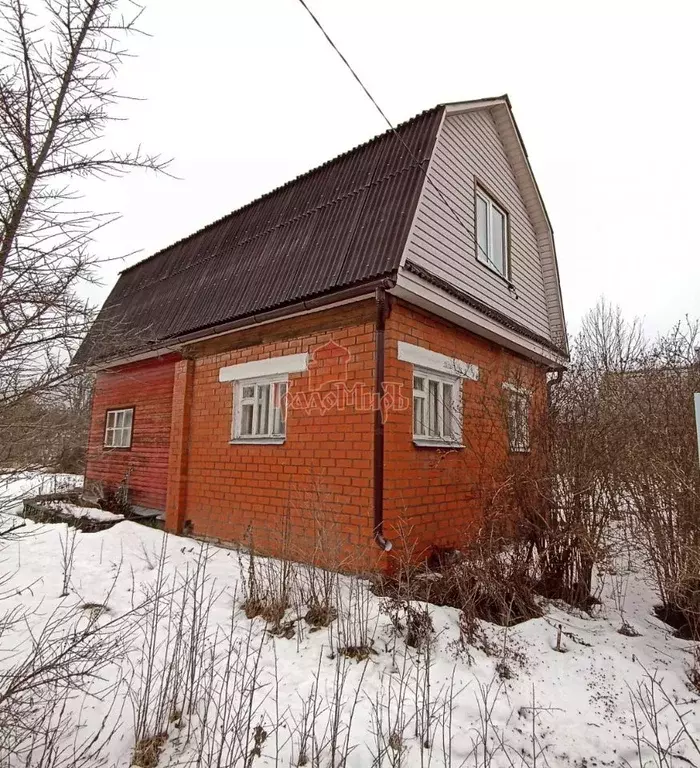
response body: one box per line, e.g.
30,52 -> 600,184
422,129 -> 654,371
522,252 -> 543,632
576,297 -> 645,374
0,0 -> 167,415
0,372 -> 94,472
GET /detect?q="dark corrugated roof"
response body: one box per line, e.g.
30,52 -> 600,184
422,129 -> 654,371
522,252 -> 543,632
75,107 -> 443,365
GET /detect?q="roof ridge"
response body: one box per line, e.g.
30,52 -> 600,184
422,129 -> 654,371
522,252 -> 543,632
120,105 -> 442,277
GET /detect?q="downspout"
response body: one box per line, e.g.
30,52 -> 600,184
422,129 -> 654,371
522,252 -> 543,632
546,367 -> 564,406
373,286 -> 393,552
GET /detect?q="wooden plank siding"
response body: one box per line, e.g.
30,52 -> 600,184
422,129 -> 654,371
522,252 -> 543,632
401,108 -> 553,343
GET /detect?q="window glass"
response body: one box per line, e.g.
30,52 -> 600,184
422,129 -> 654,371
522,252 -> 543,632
428,380 -> 439,436
273,382 -> 287,434
241,403 -> 254,436
256,384 -> 271,435
233,377 -> 288,441
442,381 -> 454,438
476,188 -> 508,277
476,194 -> 489,262
507,390 -> 530,452
104,408 -> 133,448
412,371 -> 460,444
491,207 -> 505,274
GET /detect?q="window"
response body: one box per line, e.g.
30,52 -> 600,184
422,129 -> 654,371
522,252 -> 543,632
506,390 -> 530,453
233,377 -> 287,442
412,371 -> 460,445
476,188 -> 508,277
104,408 -> 133,448
398,342 -> 475,448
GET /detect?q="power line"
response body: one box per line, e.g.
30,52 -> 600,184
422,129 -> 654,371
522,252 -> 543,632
295,0 -> 397,142
293,0 -> 507,277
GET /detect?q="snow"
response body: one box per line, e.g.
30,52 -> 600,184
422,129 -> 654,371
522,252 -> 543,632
0,483 -> 698,766
0,470 -> 83,515
52,501 -> 124,522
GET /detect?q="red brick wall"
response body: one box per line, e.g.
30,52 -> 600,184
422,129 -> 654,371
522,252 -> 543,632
85,298 -> 548,569
383,301 -> 546,557
180,301 -> 379,568
85,355 -> 178,510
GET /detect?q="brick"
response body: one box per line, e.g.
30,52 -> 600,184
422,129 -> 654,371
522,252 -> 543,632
383,300 -> 547,558
85,297 -> 547,570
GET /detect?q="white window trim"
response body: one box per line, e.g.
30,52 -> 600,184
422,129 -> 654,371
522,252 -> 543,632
502,381 -> 532,395
412,367 -> 464,448
219,352 -> 308,383
476,188 -> 509,278
397,342 -> 479,381
104,407 -> 134,449
502,383 -> 531,453
230,374 -> 288,445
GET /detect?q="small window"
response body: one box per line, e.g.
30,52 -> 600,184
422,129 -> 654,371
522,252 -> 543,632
233,377 -> 287,442
412,371 -> 461,445
104,408 -> 133,448
507,390 -> 530,453
476,188 -> 508,277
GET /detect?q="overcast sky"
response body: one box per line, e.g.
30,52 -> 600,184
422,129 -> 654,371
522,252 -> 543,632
83,0 -> 700,337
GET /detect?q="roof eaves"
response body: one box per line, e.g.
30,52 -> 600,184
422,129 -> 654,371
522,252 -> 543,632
404,259 -> 569,362
159,271 -> 397,343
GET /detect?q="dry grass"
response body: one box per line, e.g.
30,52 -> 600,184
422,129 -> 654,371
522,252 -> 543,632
338,644 -> 377,662
132,733 -> 167,768
242,596 -> 287,625
375,542 -> 541,631
304,602 -> 337,628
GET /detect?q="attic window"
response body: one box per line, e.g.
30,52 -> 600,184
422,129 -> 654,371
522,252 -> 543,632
476,188 -> 508,277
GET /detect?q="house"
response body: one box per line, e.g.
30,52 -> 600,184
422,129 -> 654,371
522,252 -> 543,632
74,95 -> 568,568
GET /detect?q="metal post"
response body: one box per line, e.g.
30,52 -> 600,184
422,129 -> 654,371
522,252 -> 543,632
695,393 -> 700,469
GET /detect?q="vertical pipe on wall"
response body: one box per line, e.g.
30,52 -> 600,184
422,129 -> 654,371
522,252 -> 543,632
546,367 -> 564,406
373,287 -> 392,552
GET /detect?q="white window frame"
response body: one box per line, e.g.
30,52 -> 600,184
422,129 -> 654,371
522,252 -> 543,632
503,383 -> 531,453
412,367 -> 462,448
231,375 -> 288,445
398,342 -> 477,449
104,407 -> 133,449
476,187 -> 509,278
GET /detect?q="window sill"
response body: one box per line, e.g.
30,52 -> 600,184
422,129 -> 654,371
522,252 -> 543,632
413,438 -> 464,450
230,437 -> 285,446
475,256 -> 515,290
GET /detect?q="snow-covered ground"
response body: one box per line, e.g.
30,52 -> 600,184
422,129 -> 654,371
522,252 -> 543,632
0,470 -> 82,514
1,510 -> 698,768
48,500 -> 124,523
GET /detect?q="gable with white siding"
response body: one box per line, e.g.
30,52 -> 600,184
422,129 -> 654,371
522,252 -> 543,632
396,97 -> 567,364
